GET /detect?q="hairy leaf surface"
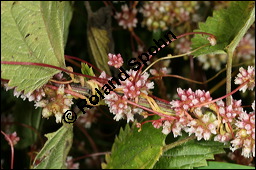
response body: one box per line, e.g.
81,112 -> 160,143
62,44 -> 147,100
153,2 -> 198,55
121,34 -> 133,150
102,122 -> 166,169
32,124 -> 73,169
191,1 -> 255,56
154,137 -> 226,169
1,1 -> 73,93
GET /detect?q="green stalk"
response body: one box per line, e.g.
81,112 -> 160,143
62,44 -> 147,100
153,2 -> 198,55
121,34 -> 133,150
226,50 -> 233,106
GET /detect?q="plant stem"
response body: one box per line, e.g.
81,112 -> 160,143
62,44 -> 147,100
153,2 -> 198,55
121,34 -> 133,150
1,131 -> 14,169
226,50 -> 233,106
163,135 -> 196,152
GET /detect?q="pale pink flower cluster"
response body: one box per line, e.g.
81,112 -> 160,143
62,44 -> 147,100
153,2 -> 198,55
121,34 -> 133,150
155,88 -> 216,139
104,91 -> 142,122
3,82 -> 46,102
107,53 -> 124,68
230,107 -> 255,158
234,66 -> 255,93
139,1 -> 199,31
167,87 -> 255,157
5,132 -> 20,146
114,4 -> 138,30
184,107 -> 219,140
176,38 -> 191,54
170,88 -> 212,112
77,108 -> 98,128
121,70 -> 154,99
216,98 -> 243,123
236,33 -> 255,60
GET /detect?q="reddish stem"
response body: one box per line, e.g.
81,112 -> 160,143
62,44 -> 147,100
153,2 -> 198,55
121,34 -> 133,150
149,74 -> 205,84
75,123 -> 99,153
127,100 -> 176,119
1,61 -> 107,82
64,55 -> 103,74
192,80 -> 249,108
72,151 -> 110,162
136,31 -> 215,78
148,94 -> 171,105
3,122 -> 44,147
1,131 -> 14,169
45,84 -> 86,99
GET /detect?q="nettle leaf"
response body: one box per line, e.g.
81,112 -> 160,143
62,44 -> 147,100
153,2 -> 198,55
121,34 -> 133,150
86,2 -> 113,75
32,124 -> 73,169
191,1 -> 255,56
81,63 -> 95,81
154,137 -> 226,169
1,1 -> 73,94
197,161 -> 255,169
102,121 -> 166,169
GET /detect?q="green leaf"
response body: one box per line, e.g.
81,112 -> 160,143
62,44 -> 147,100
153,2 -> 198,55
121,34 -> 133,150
154,137 -> 226,169
86,2 -> 113,75
81,63 -> 95,81
191,1 -> 255,56
102,121 -> 166,169
1,1 -> 73,94
197,161 -> 255,169
32,124 -> 73,169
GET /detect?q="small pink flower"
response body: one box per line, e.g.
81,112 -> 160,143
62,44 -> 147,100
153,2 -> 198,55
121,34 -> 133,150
107,53 -> 124,68
234,66 -> 255,93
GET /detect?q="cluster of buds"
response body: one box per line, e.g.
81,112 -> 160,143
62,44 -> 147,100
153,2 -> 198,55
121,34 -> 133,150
139,1 -> 199,31
114,4 -> 138,30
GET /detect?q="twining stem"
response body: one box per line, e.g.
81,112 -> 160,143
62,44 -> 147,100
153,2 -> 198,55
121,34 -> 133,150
192,80 -> 249,108
72,151 -> 111,162
142,43 -> 210,74
64,55 -> 103,74
1,61 -> 107,82
226,50 -> 233,106
1,131 -> 14,169
163,135 -> 196,152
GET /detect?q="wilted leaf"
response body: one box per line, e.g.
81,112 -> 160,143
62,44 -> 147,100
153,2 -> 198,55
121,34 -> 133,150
1,1 -> 73,93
